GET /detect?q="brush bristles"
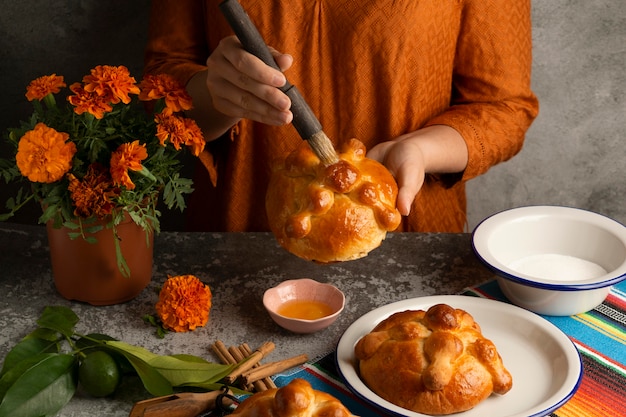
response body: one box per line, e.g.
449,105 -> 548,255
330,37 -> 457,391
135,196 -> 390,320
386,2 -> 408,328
308,132 -> 339,166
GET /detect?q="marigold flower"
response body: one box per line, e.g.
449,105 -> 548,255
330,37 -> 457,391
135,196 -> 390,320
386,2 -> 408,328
155,275 -> 213,332
68,82 -> 113,119
183,118 -> 206,156
25,74 -> 66,101
110,140 -> 148,190
155,113 -> 206,156
68,163 -> 121,219
15,123 -> 76,183
155,113 -> 185,149
139,74 -> 193,116
83,65 -> 140,105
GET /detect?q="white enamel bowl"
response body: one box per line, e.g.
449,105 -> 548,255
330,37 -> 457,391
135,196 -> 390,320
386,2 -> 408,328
472,206 -> 626,316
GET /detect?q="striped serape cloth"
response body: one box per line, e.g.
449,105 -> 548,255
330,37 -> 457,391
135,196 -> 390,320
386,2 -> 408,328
269,279 -> 626,417
465,279 -> 626,417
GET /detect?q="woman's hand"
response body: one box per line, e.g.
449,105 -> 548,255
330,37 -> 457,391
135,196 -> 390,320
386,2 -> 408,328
186,36 -> 294,141
367,125 -> 468,216
206,36 -> 294,125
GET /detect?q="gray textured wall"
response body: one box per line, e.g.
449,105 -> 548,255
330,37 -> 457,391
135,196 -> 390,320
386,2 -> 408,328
1,1 -> 624,231
467,0 -> 626,229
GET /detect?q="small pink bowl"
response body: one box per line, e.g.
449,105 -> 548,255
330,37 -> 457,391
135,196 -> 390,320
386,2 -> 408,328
263,279 -> 345,333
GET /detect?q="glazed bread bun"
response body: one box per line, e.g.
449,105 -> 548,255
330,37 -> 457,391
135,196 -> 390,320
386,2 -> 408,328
230,378 -> 355,417
354,304 -> 512,415
266,138 -> 401,263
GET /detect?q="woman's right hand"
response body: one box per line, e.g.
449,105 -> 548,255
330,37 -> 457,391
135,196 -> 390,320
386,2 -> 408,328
205,35 -> 294,127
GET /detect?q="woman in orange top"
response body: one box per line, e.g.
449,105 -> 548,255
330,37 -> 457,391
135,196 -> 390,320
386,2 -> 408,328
145,0 -> 538,232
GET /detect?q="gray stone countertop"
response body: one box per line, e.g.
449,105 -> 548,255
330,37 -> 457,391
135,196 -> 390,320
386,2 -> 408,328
0,223 -> 494,416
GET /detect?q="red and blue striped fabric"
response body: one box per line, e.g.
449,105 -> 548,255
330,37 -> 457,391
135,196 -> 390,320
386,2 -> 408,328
465,280 -> 626,417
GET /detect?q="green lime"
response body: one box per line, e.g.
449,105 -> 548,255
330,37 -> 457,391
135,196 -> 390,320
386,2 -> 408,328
78,350 -> 121,397
75,333 -> 134,375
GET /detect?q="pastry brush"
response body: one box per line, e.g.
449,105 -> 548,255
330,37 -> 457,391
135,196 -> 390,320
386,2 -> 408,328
219,0 -> 339,166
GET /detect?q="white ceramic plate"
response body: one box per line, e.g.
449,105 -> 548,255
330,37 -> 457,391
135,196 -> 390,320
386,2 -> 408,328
336,295 -> 582,417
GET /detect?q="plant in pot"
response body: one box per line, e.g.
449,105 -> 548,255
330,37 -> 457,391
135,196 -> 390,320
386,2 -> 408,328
0,65 -> 208,305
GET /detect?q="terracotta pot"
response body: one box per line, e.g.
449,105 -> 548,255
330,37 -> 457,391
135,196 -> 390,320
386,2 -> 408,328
46,217 -> 153,305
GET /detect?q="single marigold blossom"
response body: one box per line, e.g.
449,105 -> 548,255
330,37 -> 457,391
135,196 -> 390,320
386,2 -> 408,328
68,163 -> 121,219
155,275 -> 213,332
25,74 -> 66,101
155,113 -> 206,156
183,118 -> 206,156
15,123 -> 76,183
155,113 -> 186,149
139,73 -> 193,115
83,65 -> 140,105
68,82 -> 113,119
110,140 -> 148,190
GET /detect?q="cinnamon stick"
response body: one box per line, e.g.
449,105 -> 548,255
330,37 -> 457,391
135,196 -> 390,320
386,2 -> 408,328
235,345 -> 268,392
225,341 -> 275,384
228,345 -> 264,391
241,343 -> 277,389
212,340 -> 238,365
242,353 -> 308,385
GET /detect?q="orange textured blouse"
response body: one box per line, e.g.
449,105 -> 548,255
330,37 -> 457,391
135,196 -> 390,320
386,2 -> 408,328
145,0 -> 538,233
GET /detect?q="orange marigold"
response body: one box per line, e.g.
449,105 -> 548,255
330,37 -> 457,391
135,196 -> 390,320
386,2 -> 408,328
155,275 -> 213,332
155,113 -> 206,156
83,65 -> 140,105
68,82 -> 113,119
110,140 -> 148,190
15,123 -> 76,183
139,74 -> 193,116
183,118 -> 205,156
25,74 -> 66,101
68,163 -> 121,219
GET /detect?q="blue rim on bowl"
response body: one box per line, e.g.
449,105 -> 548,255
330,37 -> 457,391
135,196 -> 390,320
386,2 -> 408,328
472,205 -> 626,291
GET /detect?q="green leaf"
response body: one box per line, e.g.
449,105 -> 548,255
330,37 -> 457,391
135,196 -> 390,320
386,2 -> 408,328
24,328 -> 60,343
60,221 -> 80,230
147,355 -> 235,387
142,314 -> 169,339
0,212 -> 14,222
73,334 -> 136,375
0,354 -> 76,417
74,333 -> 117,351
103,341 -> 172,396
36,306 -> 78,338
137,166 -> 157,182
0,338 -> 58,377
0,354 -> 55,400
40,205 -> 60,224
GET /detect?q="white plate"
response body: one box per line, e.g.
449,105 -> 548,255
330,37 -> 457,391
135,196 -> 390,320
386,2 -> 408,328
336,295 -> 582,417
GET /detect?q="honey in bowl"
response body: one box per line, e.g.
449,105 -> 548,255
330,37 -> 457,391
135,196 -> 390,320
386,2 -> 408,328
277,300 -> 334,320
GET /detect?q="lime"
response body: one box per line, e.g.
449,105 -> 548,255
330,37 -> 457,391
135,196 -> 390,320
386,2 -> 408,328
75,333 -> 134,375
78,350 -> 121,397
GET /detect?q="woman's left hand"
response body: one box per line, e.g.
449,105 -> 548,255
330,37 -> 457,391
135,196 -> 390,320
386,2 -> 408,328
367,125 -> 469,216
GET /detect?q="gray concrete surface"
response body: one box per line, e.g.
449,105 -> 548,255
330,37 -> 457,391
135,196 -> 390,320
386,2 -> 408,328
0,223 -> 492,416
1,1 -> 624,231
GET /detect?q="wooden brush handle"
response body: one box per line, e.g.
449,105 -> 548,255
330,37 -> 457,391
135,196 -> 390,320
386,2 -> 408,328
219,0 -> 323,140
